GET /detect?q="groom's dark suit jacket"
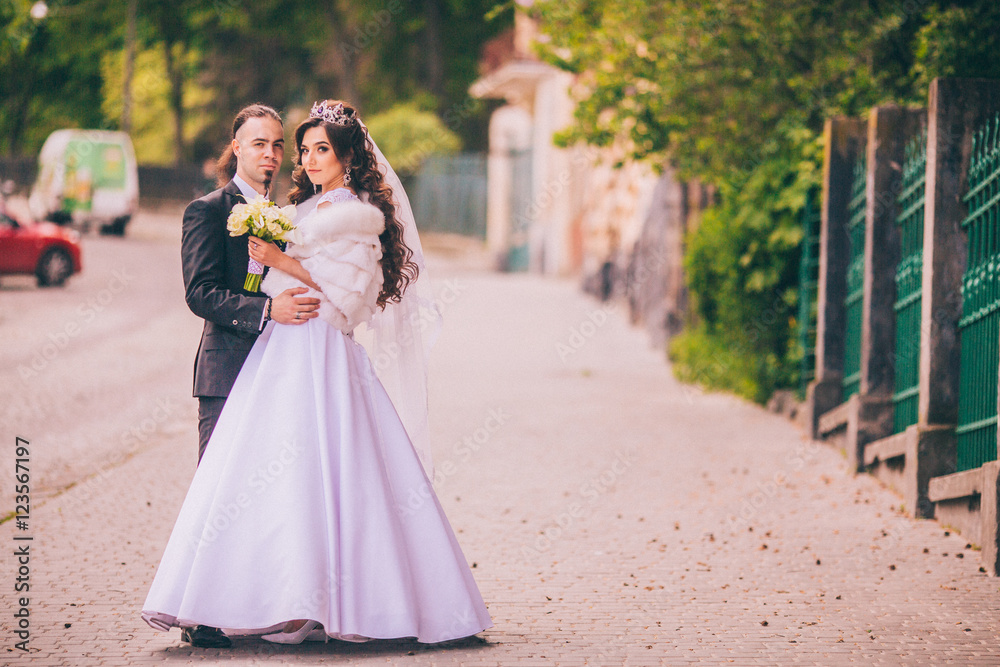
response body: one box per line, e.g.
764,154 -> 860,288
181,180 -> 269,398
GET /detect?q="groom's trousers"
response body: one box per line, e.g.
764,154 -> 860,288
197,397 -> 227,464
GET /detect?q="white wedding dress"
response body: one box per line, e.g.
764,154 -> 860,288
142,190 -> 492,643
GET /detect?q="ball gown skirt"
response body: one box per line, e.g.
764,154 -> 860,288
141,318 -> 492,643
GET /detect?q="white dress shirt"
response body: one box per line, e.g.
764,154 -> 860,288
232,173 -> 265,202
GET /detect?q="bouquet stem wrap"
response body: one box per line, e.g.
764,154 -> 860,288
245,258 -> 265,292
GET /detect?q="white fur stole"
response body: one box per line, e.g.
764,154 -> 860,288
261,200 -> 385,333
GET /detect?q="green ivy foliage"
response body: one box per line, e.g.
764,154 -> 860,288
670,128 -> 822,403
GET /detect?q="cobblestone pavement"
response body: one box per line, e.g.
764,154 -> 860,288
3,252 -> 1000,665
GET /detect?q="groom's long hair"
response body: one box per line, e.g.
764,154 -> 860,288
216,104 -> 283,187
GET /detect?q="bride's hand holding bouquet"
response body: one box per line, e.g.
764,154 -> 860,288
227,194 -> 299,292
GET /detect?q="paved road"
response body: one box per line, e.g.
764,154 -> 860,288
0,204 -> 201,503
1,211 -> 999,665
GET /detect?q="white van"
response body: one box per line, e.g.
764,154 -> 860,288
29,129 -> 139,235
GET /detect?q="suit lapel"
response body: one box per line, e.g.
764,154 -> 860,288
222,180 -> 243,212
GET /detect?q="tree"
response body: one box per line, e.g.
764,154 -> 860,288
0,0 -> 114,155
531,0 -> 902,184
143,0 -> 199,164
0,0 -> 512,161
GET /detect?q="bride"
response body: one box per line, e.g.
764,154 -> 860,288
141,100 -> 492,645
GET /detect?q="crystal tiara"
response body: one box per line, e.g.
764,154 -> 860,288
309,101 -> 354,127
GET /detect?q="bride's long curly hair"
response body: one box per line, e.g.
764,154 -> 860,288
288,100 -> 418,307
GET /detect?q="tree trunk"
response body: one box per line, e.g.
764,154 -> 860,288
7,22 -> 46,155
325,3 -> 360,110
163,40 -> 186,165
422,0 -> 444,98
122,0 -> 137,133
8,74 -> 33,157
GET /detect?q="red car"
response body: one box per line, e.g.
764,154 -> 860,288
0,210 -> 82,286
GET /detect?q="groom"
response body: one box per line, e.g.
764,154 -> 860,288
179,104 -> 318,648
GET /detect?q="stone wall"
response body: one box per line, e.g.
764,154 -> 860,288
620,168 -> 692,348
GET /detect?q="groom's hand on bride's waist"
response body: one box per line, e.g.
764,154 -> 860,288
271,287 -> 320,325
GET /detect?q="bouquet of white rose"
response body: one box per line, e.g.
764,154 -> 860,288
227,194 -> 298,292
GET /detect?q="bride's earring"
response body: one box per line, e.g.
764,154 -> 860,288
314,183 -> 319,194
344,166 -> 351,185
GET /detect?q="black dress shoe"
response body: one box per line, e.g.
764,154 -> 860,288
181,625 -> 232,648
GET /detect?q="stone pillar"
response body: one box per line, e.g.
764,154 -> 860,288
903,424 -> 954,518
861,106 -> 926,397
980,461 -> 1000,576
921,78 -> 1000,427
906,79 -> 1000,532
845,393 -> 893,474
839,107 -> 926,472
805,117 -> 866,438
485,105 -> 534,269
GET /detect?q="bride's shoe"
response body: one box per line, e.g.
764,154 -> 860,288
304,627 -> 329,642
262,620 -> 324,644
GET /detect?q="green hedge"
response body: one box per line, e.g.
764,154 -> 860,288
669,128 -> 821,404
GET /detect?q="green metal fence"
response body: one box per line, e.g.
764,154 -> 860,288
892,131 -> 927,434
957,113 -> 1000,471
797,190 -> 821,398
842,156 -> 867,401
411,153 -> 487,239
